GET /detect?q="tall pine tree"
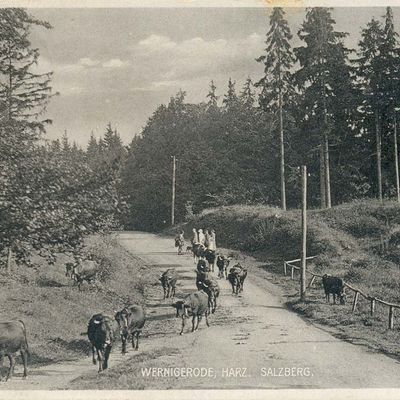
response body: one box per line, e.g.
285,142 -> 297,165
256,7 -> 295,210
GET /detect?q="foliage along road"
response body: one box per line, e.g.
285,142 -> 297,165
2,231 -> 400,390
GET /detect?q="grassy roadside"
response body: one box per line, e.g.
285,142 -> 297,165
171,199 -> 400,360
0,234 -> 159,369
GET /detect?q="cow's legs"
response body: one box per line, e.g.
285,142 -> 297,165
192,315 -> 199,332
180,317 -> 186,335
135,332 -> 140,350
97,349 -> 103,372
20,350 -> 28,379
6,354 -> 15,381
103,346 -> 111,370
205,311 -> 210,327
92,345 -> 97,364
131,333 -> 136,350
121,334 -> 127,354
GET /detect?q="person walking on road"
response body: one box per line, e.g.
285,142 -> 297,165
175,230 -> 185,255
191,228 -> 199,245
208,229 -> 216,251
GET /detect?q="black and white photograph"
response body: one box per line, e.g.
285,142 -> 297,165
2,1 -> 400,397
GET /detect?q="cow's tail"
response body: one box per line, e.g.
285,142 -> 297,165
19,320 -> 30,357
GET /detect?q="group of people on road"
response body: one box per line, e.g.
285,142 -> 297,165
174,228 -> 217,254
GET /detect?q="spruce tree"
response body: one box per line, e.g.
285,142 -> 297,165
256,7 -> 295,210
295,7 -> 354,208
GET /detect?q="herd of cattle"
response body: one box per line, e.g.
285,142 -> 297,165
0,241 -> 347,381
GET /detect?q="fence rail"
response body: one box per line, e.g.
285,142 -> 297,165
283,256 -> 400,330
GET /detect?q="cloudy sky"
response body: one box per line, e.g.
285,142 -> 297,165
28,7 -> 400,146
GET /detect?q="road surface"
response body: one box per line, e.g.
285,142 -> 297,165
2,231 -> 400,390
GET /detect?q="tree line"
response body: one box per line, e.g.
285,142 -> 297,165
0,9 -> 126,267
3,7 -> 400,265
123,7 -> 400,231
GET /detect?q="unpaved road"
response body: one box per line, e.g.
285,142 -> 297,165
2,231 -> 400,389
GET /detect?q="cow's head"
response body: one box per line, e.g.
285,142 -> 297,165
114,309 -> 129,336
65,263 -> 74,277
172,300 -> 189,318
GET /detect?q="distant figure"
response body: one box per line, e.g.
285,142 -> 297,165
191,228 -> 199,246
198,229 -> 205,246
175,230 -> 185,255
208,229 -> 216,251
204,229 -> 211,248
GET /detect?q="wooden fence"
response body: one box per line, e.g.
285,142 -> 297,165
283,256 -> 400,330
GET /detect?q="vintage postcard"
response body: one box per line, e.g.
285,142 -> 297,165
1,1 -> 400,399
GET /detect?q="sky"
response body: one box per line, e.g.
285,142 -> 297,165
26,7 -> 400,147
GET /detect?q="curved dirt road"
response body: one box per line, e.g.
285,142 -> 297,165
117,232 -> 400,389
2,231 -> 400,390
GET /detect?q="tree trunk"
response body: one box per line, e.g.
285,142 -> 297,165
7,246 -> 12,274
279,92 -> 286,211
320,144 -> 326,209
376,110 -> 383,202
323,87 -> 331,209
300,165 -> 307,301
394,113 -> 400,203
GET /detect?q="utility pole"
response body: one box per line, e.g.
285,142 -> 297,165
171,155 -> 176,226
300,165 -> 307,301
394,114 -> 400,203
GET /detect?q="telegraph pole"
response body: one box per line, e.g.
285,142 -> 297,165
171,155 -> 176,226
300,165 -> 307,301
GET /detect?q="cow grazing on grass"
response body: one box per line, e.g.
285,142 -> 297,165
204,249 -> 216,272
115,305 -> 146,353
66,259 -> 98,290
159,268 -> 178,299
87,314 -> 114,372
0,320 -> 29,381
227,264 -> 248,295
322,275 -> 346,305
172,291 -> 210,335
216,255 -> 230,279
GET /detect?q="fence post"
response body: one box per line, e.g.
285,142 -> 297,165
308,275 -> 316,288
370,298 -> 375,316
291,265 -> 294,280
352,291 -> 359,312
283,262 -> 287,276
389,306 -> 394,330
300,165 -> 307,301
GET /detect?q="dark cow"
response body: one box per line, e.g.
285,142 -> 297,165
322,274 -> 346,305
192,243 -> 206,264
195,270 -> 210,291
216,255 -> 230,279
115,305 -> 146,353
0,320 -> 29,381
172,291 -> 210,335
196,259 -> 210,273
87,314 -> 114,372
159,268 -> 178,299
204,249 -> 216,272
227,264 -> 248,295
186,246 -> 192,253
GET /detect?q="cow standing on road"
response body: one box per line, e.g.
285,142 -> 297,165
322,275 -> 346,305
216,255 -> 230,279
204,249 -> 216,273
228,264 -> 248,295
87,314 -> 114,372
160,268 -> 178,299
172,291 -> 210,335
0,320 -> 29,381
115,305 -> 146,353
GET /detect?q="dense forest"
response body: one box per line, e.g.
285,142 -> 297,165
123,7 -> 400,230
2,7 -> 400,265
